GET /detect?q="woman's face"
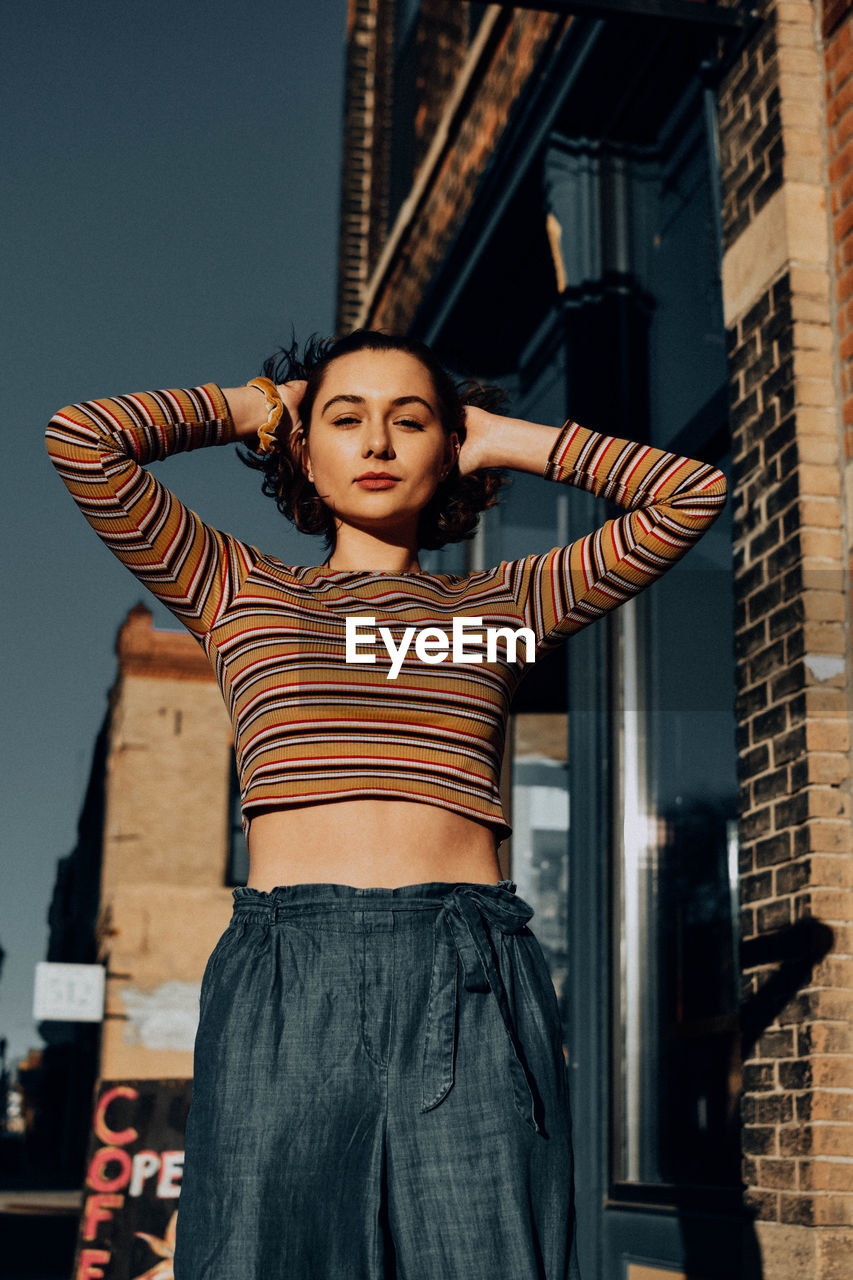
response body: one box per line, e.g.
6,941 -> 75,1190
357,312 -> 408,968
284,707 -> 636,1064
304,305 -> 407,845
300,348 -> 459,541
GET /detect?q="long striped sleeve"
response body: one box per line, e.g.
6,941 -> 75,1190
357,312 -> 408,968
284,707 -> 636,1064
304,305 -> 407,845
517,419 -> 728,651
44,383 -> 258,640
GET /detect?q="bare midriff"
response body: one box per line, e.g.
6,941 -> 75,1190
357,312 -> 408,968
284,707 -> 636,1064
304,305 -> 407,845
246,798 -> 504,890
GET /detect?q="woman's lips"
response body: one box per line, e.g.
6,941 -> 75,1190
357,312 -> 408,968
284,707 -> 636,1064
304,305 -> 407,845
355,477 -> 400,490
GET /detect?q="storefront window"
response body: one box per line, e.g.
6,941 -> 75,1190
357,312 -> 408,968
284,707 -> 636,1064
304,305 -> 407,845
508,714 -> 571,1014
611,490 -> 741,1188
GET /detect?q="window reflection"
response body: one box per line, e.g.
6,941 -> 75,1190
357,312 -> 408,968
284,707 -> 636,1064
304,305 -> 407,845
612,506 -> 741,1189
508,714 -> 571,1010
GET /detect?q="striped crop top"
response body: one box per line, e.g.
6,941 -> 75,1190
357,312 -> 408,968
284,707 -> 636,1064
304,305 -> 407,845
45,382 -> 727,844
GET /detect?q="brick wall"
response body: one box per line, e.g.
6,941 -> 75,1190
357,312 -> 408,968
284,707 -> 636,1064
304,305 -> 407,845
729,263 -> 852,1214
824,0 -> 853,41
336,0 -> 472,334
826,16 -> 853,461
336,0 -> 395,333
718,0 -> 784,249
723,0 -> 853,1268
413,0 -> 469,174
367,7 -> 564,331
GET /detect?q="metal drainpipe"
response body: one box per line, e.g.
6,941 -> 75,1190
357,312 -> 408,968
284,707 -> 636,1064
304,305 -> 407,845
700,57 -> 726,286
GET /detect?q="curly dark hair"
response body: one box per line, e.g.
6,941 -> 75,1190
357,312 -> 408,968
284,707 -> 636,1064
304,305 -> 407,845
237,328 -> 512,553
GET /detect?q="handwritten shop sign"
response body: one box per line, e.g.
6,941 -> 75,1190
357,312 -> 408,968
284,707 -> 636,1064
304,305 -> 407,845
72,1078 -> 192,1280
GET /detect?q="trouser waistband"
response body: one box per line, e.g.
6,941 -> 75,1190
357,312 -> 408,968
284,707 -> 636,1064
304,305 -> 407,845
229,879 -> 543,1135
230,878 -> 518,915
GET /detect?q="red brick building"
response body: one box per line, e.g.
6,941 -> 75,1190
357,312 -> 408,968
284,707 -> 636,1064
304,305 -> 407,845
40,605 -> 248,1180
336,2 -> 853,1276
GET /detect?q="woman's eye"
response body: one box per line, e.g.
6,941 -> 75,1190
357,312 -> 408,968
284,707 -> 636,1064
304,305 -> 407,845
331,416 -> 424,429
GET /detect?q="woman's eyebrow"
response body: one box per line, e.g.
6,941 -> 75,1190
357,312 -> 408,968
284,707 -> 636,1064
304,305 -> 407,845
318,391 -> 358,412
322,393 -> 435,415
395,395 -> 434,412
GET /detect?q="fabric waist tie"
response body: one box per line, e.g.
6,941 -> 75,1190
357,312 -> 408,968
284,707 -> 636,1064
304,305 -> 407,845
420,884 -> 542,1136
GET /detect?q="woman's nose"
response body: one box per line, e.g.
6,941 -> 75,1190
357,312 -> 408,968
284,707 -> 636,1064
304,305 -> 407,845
361,419 -> 394,457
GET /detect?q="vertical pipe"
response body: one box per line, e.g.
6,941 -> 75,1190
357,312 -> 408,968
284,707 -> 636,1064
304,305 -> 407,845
700,58 -> 725,285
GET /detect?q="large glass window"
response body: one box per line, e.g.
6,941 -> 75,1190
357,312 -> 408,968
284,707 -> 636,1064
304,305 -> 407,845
605,83 -> 740,1193
508,713 -> 571,1013
611,484 -> 740,1189
460,72 -> 741,1196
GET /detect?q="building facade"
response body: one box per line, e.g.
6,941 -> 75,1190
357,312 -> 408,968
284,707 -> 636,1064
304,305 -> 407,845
41,604 -> 247,1176
92,604 -> 242,1081
336,1 -> 853,1277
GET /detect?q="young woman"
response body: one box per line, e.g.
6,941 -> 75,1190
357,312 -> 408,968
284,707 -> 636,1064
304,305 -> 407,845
45,329 -> 727,1280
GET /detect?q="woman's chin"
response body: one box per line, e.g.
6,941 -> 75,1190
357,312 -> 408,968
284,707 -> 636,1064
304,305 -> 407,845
334,500 -> 422,535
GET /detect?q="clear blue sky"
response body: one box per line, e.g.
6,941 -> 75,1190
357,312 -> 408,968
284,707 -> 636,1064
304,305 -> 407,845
2,0 -> 349,1065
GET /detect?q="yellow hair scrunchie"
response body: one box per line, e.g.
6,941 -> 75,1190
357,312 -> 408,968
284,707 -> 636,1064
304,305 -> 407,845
245,377 -> 285,455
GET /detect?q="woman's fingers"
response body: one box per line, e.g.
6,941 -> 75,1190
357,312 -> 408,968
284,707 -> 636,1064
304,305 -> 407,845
277,380 -> 307,399
275,381 -> 307,433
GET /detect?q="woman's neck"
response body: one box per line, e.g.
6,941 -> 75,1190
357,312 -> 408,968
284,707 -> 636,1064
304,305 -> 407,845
324,551 -> 421,574
325,530 -> 421,575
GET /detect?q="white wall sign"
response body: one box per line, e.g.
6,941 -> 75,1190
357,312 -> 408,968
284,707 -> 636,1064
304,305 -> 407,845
33,961 -> 106,1022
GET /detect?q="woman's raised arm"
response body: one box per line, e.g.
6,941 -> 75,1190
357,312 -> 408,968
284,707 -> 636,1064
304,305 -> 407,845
464,406 -> 728,653
44,382 -> 267,641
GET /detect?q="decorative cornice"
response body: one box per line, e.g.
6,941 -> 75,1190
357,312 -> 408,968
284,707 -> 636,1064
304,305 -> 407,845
115,604 -> 215,683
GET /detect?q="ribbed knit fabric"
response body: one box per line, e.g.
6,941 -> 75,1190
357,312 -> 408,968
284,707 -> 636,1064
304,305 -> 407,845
45,383 -> 727,843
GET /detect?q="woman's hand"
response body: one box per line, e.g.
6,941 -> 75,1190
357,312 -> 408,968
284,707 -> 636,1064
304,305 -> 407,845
275,380 -> 308,436
223,379 -> 307,447
457,404 -> 498,476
